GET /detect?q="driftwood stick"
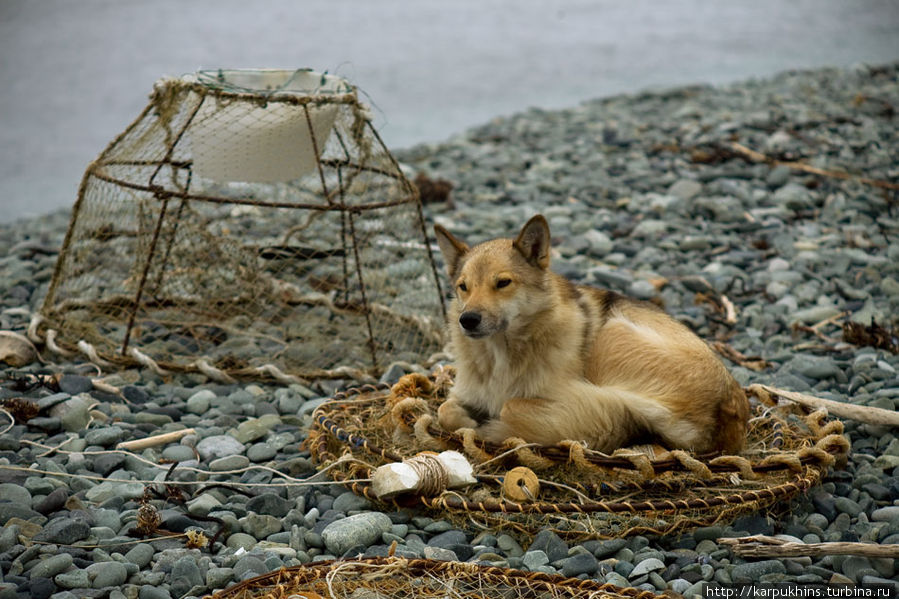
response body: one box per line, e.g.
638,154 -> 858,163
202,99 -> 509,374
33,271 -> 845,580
729,142 -> 899,191
747,384 -> 899,428
116,428 -> 196,451
719,535 -> 899,559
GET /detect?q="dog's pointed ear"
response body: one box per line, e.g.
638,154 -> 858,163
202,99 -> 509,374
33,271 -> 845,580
514,214 -> 551,269
434,224 -> 469,278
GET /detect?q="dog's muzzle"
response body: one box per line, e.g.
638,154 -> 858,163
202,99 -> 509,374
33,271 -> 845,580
459,311 -> 484,336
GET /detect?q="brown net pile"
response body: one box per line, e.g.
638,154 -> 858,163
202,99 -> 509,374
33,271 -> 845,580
308,370 -> 850,541
208,556 -> 667,599
39,69 -> 446,380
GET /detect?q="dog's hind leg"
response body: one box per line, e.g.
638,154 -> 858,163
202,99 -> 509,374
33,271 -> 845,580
480,382 -> 707,452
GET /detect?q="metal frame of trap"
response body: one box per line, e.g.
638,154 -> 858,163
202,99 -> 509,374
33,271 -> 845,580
39,73 -> 447,378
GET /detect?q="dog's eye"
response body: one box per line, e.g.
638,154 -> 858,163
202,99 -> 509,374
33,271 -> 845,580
458,282 -> 467,292
496,278 -> 512,289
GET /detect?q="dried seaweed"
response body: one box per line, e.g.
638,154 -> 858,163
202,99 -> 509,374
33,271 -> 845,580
0,397 -> 40,423
842,319 -> 899,354
413,172 -> 454,207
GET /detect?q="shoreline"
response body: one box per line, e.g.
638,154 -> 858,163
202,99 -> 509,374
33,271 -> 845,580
1,62 -> 898,598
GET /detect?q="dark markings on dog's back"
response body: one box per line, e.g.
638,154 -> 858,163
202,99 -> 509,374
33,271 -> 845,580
570,284 -> 595,361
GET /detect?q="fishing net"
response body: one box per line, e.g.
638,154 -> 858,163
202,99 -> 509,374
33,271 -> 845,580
308,370 -> 850,541
208,556 -> 668,599
38,69 -> 446,380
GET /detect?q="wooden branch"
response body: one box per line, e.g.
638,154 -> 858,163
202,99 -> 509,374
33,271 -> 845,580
729,142 -> 899,191
747,384 -> 899,428
719,535 -> 899,559
116,428 -> 196,451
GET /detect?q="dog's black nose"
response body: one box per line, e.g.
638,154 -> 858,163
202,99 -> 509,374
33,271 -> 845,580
459,311 -> 482,331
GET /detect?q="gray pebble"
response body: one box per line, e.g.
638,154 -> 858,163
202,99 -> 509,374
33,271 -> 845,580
209,454 -> 251,471
592,538 -> 627,558
161,444 -> 196,462
170,555 -> 205,597
239,514 -> 282,539
246,493 -> 294,517
731,560 -> 787,583
522,550 -> 549,570
322,513 -> 392,556
57,375 -> 93,395
87,560 -> 128,588
226,533 -> 258,551
332,491 -> 372,513
186,389 -> 215,414
871,506 -> 899,523
206,566 -> 235,589
630,557 -> 665,577
669,179 -> 703,201
54,568 -> 90,590
50,396 -> 91,432
139,586 -> 173,599
85,481 -> 145,503
0,482 -> 32,506
558,552 -> 599,577
84,426 -> 126,447
234,555 -> 267,580
789,355 -> 840,380
246,441 -> 278,462
423,546 -> 458,561
29,553 -> 73,579
33,517 -> 90,545
125,543 -> 156,569
196,435 -> 246,461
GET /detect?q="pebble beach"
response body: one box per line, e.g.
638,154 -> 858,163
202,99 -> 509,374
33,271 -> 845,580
1,62 -> 898,598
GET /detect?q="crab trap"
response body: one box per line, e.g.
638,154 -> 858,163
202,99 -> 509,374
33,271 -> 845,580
39,69 -> 446,380
208,556 -> 668,599
308,370 -> 850,541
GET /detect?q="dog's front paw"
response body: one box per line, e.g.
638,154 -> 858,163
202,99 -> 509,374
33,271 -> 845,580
438,397 -> 481,431
475,419 -> 515,444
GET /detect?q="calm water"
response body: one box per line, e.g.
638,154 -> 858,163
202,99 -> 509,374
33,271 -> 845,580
1,0 -> 897,223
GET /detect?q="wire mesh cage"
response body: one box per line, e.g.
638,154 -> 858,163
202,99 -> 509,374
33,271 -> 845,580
308,370 -> 850,541
39,69 -> 446,379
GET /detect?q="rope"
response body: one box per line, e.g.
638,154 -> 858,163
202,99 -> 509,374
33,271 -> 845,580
412,413 -> 445,452
0,407 -> 13,436
27,313 -> 43,344
612,449 -> 656,479
45,329 -> 74,357
805,409 -> 829,438
192,359 -> 236,384
128,347 -> 171,376
709,455 -> 759,480
667,449 -> 713,479
758,453 -> 803,472
559,440 -> 604,474
77,340 -> 114,368
459,428 -> 492,465
388,373 -> 433,405
91,379 -> 123,398
404,453 -> 450,496
503,437 -> 557,471
253,364 -> 307,385
390,397 -> 430,433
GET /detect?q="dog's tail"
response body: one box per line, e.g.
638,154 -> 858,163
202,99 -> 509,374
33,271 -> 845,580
715,381 -> 751,454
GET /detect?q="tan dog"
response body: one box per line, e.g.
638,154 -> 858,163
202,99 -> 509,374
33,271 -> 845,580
433,215 -> 749,453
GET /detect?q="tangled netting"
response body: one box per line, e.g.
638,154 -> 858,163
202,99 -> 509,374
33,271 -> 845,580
308,370 -> 850,541
39,69 -> 445,381
208,556 -> 667,599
